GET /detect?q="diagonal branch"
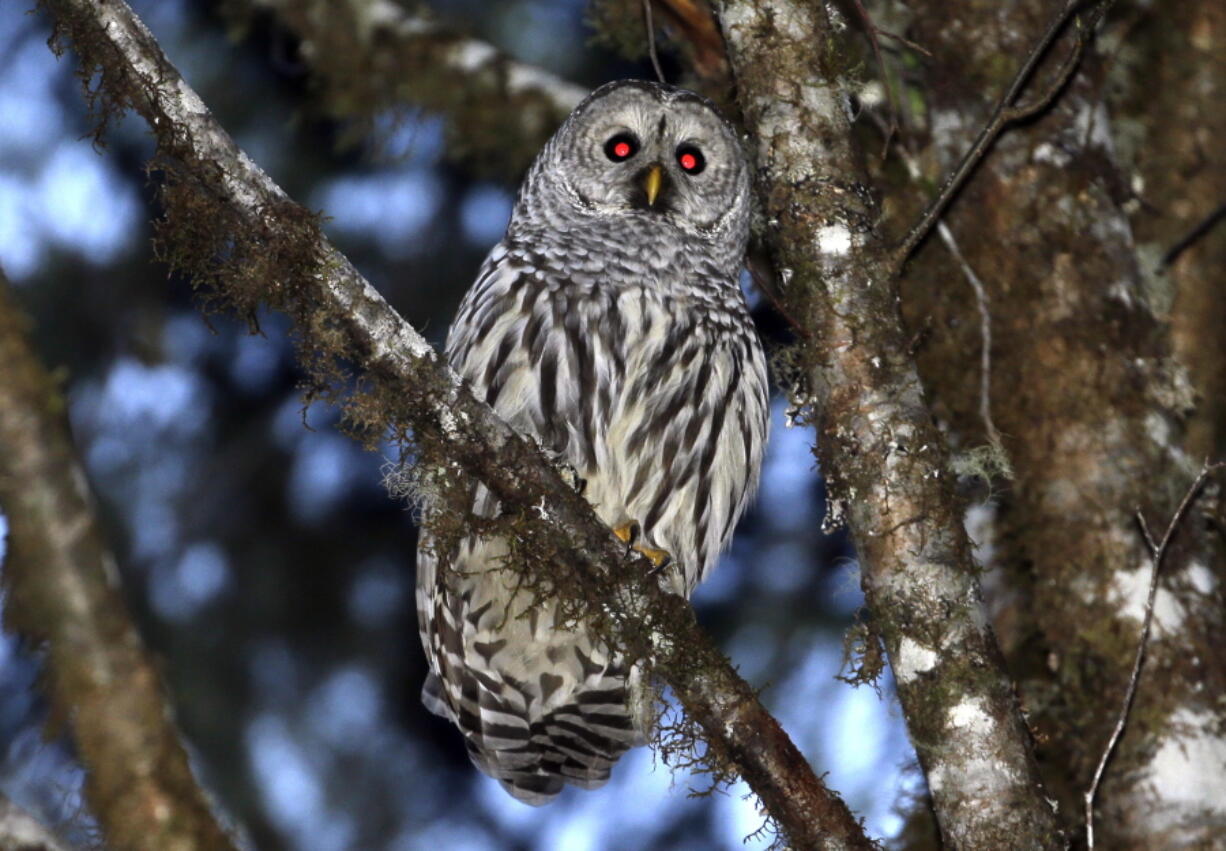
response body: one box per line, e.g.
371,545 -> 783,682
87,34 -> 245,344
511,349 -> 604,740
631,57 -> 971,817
891,0 -> 1115,274
38,0 -> 871,847
1084,461 -> 1225,848
0,271 -> 237,850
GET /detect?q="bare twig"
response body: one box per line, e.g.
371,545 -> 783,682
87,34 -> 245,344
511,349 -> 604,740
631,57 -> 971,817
647,0 -> 727,80
0,272 -> 237,850
935,220 -> 1006,456
874,27 -> 932,58
875,116 -> 1007,461
848,0 -> 898,154
1160,200 -> 1226,268
40,0 -> 872,846
892,0 -> 1114,273
1084,461 -> 1225,848
643,0 -> 666,83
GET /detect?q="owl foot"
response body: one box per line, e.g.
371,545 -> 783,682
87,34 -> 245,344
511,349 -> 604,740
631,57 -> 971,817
636,545 -> 672,570
613,521 -> 639,548
612,522 -> 672,570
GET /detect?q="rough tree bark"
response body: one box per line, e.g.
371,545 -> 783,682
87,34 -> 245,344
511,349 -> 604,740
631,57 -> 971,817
36,0 -> 870,846
0,271 -> 238,851
711,1 -> 1064,848
875,0 -> 1226,844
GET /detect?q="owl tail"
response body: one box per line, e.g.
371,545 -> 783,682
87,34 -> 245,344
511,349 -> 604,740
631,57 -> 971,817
422,667 -> 651,805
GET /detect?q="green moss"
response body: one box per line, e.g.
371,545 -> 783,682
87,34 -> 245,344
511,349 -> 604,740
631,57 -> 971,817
838,616 -> 887,690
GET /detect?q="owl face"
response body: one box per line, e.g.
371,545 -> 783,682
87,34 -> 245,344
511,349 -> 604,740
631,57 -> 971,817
540,81 -> 750,240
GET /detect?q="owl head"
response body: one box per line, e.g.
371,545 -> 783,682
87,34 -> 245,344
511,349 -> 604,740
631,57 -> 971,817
514,80 -> 751,264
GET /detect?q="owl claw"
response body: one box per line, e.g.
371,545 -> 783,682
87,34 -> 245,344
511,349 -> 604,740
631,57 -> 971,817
614,522 -> 671,569
613,522 -> 640,552
636,545 -> 672,571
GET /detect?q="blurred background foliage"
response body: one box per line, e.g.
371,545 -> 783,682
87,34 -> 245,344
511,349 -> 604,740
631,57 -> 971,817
0,1 -> 919,847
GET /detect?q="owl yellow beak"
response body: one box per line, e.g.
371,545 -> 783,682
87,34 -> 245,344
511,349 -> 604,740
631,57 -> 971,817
642,163 -> 665,207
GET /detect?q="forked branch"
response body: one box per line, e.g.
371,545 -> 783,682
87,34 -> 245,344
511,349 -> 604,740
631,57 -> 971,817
892,0 -> 1116,273
1084,461 -> 1225,848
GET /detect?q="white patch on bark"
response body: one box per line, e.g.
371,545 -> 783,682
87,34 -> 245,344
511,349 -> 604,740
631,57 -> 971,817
948,698 -> 993,732
1107,278 -> 1135,307
930,109 -> 968,164
1033,142 -> 1072,168
452,39 -> 497,72
1145,709 -> 1226,828
815,224 -> 853,256
1074,101 -> 1115,153
895,637 -> 938,683
926,755 -> 1020,801
1144,410 -> 1176,452
439,408 -> 460,439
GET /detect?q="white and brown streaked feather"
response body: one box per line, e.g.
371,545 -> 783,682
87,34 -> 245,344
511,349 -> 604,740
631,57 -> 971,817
416,79 -> 768,804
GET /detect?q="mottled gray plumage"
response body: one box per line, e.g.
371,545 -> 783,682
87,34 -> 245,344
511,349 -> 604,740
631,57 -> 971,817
416,80 -> 769,804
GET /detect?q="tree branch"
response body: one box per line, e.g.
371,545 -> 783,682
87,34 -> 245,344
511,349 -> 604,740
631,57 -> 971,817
239,0 -> 586,174
712,1 -> 1064,847
890,0 -> 1114,274
1084,461 -> 1225,848
38,0 -> 872,846
0,271 -> 237,850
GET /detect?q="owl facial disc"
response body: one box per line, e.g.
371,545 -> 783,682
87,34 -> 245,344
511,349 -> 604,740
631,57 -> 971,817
522,79 -> 750,249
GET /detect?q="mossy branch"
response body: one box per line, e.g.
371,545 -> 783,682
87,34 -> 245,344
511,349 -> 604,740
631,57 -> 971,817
37,0 -> 873,847
0,271 -> 237,850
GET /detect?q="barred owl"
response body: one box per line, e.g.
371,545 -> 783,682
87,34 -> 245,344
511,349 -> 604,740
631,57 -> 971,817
417,80 -> 769,804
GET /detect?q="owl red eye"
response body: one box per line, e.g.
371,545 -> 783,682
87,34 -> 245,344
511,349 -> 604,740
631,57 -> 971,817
677,145 -> 706,175
604,133 -> 638,162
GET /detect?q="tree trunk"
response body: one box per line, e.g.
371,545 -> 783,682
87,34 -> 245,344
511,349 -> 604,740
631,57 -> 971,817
884,0 -> 1226,843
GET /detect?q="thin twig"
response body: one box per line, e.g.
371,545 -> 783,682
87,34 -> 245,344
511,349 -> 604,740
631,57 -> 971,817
643,0 -> 666,84
1160,200 -> 1226,269
875,27 -> 932,57
866,108 -> 1005,459
891,0 -> 1114,274
848,0 -> 898,155
1084,461 -> 1225,848
935,220 -> 1006,455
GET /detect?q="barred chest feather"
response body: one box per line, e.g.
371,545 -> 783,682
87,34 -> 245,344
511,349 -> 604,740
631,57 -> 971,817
417,211 -> 769,805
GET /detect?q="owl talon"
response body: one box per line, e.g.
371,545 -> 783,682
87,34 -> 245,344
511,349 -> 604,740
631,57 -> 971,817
635,545 -> 672,571
613,522 -> 640,547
